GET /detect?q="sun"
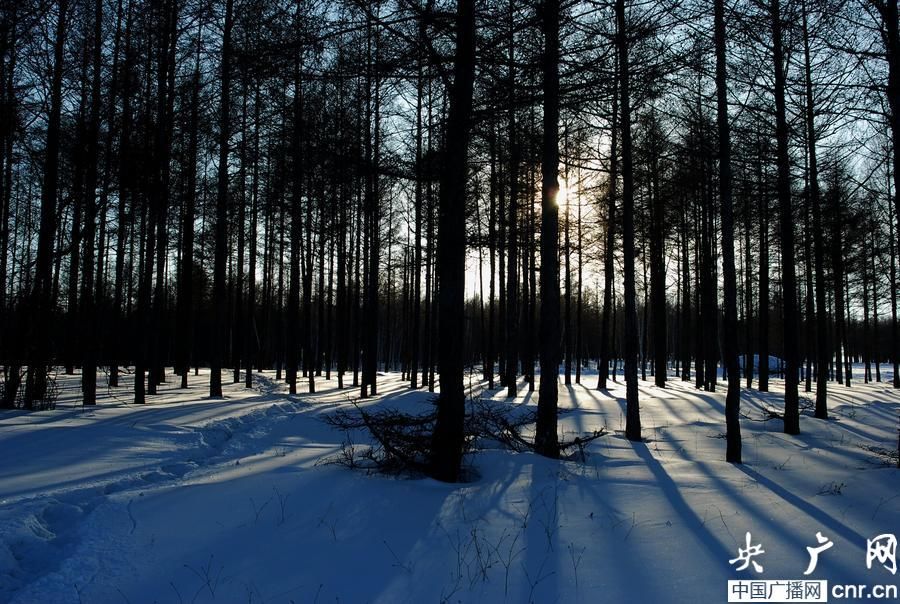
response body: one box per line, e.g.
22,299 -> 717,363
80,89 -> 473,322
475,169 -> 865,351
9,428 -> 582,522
557,178 -> 570,208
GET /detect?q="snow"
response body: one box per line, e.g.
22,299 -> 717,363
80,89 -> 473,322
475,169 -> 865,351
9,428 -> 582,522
737,354 -> 784,373
1,367 -> 898,603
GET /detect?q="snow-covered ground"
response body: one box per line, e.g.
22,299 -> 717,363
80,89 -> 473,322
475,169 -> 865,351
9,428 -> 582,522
1,366 -> 898,603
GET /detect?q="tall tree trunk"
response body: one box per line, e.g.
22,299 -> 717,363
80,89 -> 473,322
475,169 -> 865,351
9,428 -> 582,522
863,243 -> 871,383
149,0 -> 177,393
802,0 -> 828,417
617,0 -> 641,441
111,0 -> 136,389
650,130 -> 666,388
335,53 -> 348,389
210,0 -> 234,398
80,0 -> 103,405
95,0 -> 125,382
430,0 -> 475,483
286,46 -> 303,395
870,221 -> 881,382
575,176 -> 583,384
233,87 -> 248,385
246,83 -> 260,389
844,273 -> 852,384
803,203 -> 814,392
694,192 -> 704,390
641,236 -> 649,382
487,125 -> 497,389
771,0 -> 800,434
177,18 -> 202,389
67,56 -> 88,377
317,184 -> 327,379
527,160 -> 537,391
714,0 -> 741,462
701,158 -> 718,392
599,57 -> 618,390
889,185 -> 899,388
411,28 -> 424,389
830,172 -> 848,389
361,13 -> 380,398
304,170 -> 315,392
563,147 -> 572,386
875,0 -> 900,389
681,208 -> 691,383
24,0 -> 68,409
743,190 -> 753,388
504,0 -> 519,399
536,0 -> 560,459
758,138 -> 770,393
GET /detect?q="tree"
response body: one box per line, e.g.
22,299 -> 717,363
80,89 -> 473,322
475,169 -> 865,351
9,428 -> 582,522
176,15 -> 204,390
535,0 -> 560,459
430,0 -> 475,483
770,0 -> 800,435
870,0 -> 900,389
24,0 -> 69,409
618,0 -> 641,442
504,0 -> 520,399
210,0 -> 235,399
714,0 -> 741,462
598,55 -> 618,392
800,0 -> 829,417
80,0 -> 104,405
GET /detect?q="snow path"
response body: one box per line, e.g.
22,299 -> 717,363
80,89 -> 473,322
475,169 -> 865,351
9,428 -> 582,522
1,367 -> 898,603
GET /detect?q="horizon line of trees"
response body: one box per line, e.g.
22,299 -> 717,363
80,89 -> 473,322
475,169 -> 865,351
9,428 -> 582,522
1,0 -> 899,479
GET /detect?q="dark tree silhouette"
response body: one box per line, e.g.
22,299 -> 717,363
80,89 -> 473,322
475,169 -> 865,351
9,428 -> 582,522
430,0 -> 475,483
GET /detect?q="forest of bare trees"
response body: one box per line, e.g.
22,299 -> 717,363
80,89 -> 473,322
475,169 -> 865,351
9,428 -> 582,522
1,0 -> 899,481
